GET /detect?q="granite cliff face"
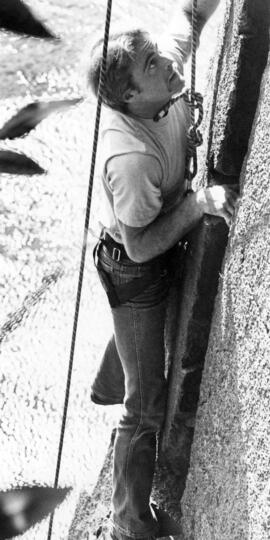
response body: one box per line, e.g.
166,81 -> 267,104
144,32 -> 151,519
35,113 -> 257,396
181,1 -> 270,538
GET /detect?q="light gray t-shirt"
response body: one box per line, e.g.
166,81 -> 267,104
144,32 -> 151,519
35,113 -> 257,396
97,32 -> 191,243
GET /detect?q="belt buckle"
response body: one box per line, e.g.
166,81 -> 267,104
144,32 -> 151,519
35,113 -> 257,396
112,247 -> 121,262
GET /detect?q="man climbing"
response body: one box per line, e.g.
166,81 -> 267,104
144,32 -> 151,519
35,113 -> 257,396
88,0 -> 237,538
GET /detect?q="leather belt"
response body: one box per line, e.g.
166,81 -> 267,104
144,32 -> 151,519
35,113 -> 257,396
100,231 -> 183,267
94,233 -> 186,307
101,231 -> 130,262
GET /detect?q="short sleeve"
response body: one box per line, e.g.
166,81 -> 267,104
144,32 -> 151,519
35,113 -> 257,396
106,152 -> 163,228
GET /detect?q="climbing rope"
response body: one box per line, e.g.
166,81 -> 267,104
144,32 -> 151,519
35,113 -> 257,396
46,1 -> 112,539
181,0 -> 204,187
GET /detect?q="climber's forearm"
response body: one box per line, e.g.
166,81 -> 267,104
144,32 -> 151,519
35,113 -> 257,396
170,0 -> 220,36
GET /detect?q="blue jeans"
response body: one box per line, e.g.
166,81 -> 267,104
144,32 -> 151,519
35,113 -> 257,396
94,243 -> 175,540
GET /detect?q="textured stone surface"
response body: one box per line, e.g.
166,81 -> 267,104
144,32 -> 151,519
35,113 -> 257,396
207,0 -> 269,177
162,216 -> 228,452
194,0 -> 269,187
68,430 -> 116,540
181,39 -> 270,540
68,430 -> 186,540
162,0 -> 269,478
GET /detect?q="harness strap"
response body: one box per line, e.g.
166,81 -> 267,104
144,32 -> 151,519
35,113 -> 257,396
93,241 -> 169,308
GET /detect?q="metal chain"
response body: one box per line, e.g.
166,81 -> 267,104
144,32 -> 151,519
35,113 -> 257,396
46,1 -> 112,539
182,0 -> 204,187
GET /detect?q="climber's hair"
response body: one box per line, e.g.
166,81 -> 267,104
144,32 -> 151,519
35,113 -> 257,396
87,28 -> 154,114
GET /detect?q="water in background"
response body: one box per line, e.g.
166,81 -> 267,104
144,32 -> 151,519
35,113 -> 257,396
0,1 -> 224,538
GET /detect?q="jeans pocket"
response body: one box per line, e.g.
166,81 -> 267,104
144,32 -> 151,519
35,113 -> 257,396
97,244 -> 170,307
98,245 -> 145,286
129,270 -> 170,307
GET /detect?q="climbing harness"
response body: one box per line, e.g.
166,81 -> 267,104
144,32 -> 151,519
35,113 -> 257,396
46,2 -> 112,540
47,1 -> 202,538
94,232 -> 181,308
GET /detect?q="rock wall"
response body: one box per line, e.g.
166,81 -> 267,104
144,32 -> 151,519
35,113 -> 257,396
181,14 -> 270,540
162,0 -> 269,477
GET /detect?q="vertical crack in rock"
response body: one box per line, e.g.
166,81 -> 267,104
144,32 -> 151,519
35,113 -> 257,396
160,0 -> 270,522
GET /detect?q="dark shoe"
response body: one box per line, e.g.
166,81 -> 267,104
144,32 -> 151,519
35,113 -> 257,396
95,505 -> 181,540
96,520 -> 156,540
150,503 -> 183,538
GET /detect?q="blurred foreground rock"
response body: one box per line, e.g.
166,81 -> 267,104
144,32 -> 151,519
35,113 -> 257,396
0,98 -> 83,140
0,0 -> 56,39
0,150 -> 45,175
0,486 -> 71,539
